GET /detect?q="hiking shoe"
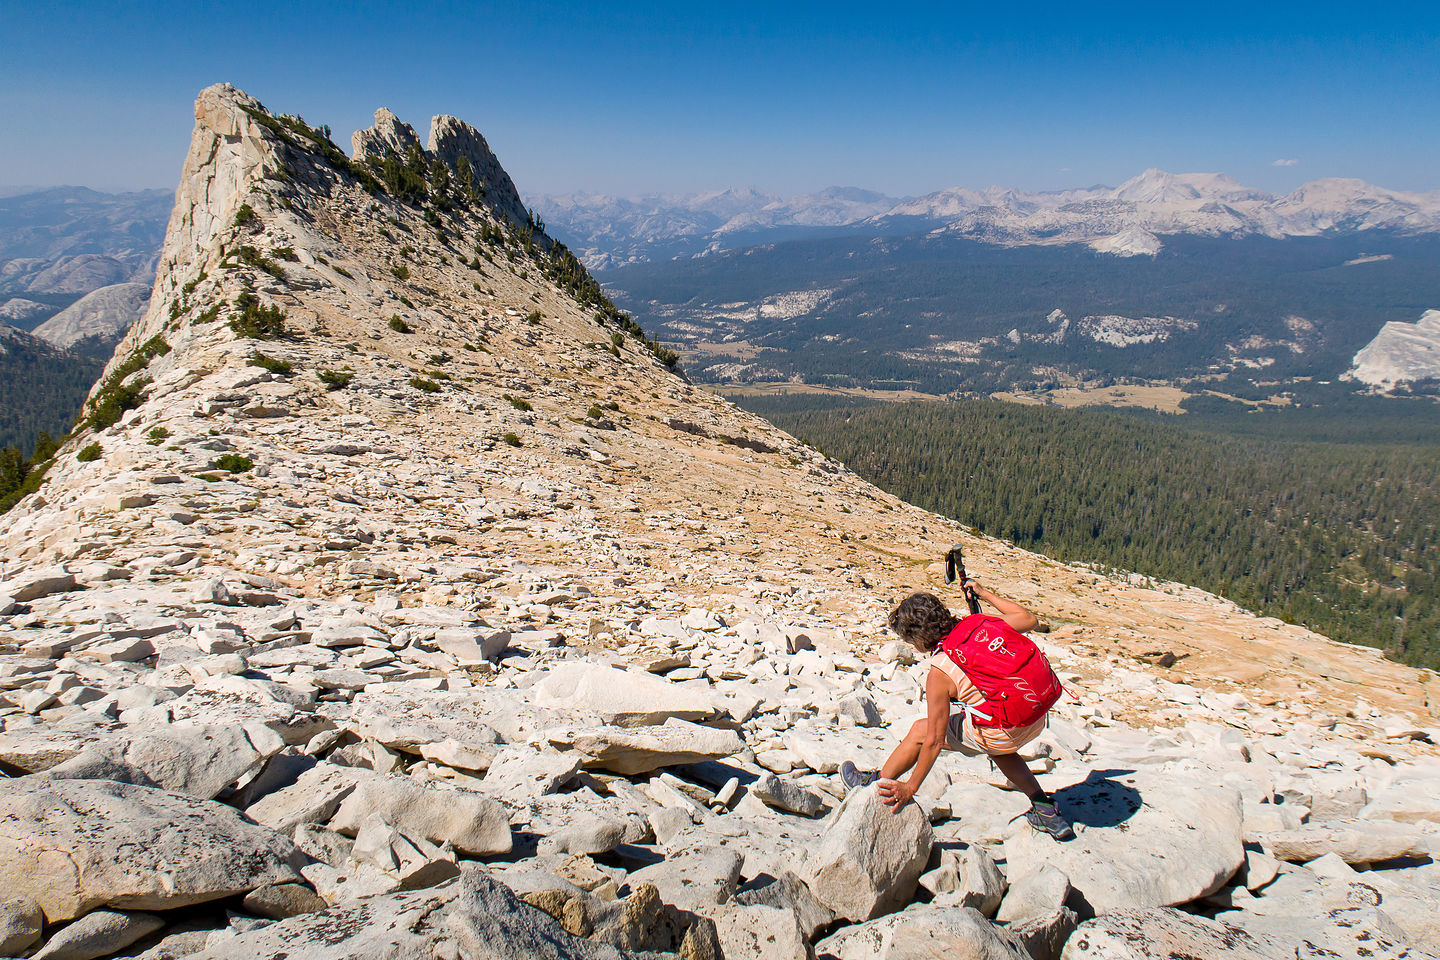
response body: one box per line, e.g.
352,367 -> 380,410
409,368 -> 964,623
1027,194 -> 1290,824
1025,800 -> 1076,841
840,761 -> 880,792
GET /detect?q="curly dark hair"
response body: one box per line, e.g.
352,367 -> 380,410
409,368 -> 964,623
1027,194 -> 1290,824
888,592 -> 957,652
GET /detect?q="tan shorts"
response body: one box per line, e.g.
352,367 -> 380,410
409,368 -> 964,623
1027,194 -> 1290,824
945,713 -> 987,757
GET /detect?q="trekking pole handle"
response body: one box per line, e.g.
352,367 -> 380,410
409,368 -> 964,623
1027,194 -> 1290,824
944,545 -> 981,616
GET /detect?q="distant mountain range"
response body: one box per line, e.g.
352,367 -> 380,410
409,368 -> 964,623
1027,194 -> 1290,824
532,170 -> 1440,267
0,186 -> 167,451
0,186 -> 169,298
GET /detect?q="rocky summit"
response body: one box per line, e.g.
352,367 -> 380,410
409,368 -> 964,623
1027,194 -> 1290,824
0,83 -> 1437,960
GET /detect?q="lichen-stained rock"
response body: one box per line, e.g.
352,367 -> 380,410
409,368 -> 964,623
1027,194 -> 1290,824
0,778 -> 305,922
1228,906 -> 1430,960
627,846 -> 744,915
800,785 -> 933,922
1003,771 -> 1243,915
522,881 -> 702,954
713,903 -> 814,960
328,774 -> 513,856
1060,909 -> 1284,960
815,905 -> 1030,960
554,719 -> 744,775
192,870 -> 674,960
534,661 -> 719,727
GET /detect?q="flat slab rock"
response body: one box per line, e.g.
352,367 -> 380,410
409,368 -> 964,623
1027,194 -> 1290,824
346,687 -> 545,750
0,778 -> 306,922
0,723 -> 109,773
329,774 -> 513,856
1004,770 -> 1244,915
1255,819 -> 1435,866
533,661 -> 718,727
44,721 -> 283,799
553,718 -> 745,775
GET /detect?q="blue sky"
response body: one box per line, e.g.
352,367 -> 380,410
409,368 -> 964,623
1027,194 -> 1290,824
2,0 -> 1437,197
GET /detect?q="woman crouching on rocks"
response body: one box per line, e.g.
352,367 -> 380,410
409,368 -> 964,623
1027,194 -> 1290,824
841,584 -> 1075,840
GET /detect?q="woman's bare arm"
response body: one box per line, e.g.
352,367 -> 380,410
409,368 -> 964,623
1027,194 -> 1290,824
967,581 -> 1039,633
878,667 -> 951,812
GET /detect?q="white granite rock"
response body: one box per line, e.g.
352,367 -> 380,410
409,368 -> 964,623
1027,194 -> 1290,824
1256,819 -> 1433,865
816,904 -> 1030,960
30,908 -> 163,960
44,721 -> 282,799
481,746 -> 581,801
800,785 -> 933,922
627,845 -> 744,915
1004,771 -> 1244,914
751,772 -> 826,817
1060,908 -> 1283,960
533,660 -> 718,727
0,896 -> 43,956
713,903 -> 814,960
329,775 -> 513,856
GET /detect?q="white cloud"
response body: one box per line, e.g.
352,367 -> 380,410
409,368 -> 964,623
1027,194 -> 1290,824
1272,158 -> 1300,167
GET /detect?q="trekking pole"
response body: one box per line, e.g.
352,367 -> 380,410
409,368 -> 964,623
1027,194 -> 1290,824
944,545 -> 981,616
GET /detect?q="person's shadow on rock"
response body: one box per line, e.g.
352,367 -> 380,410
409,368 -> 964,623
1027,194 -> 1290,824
1054,769 -> 1143,828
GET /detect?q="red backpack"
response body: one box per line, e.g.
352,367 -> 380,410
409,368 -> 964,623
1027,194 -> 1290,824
940,614 -> 1063,728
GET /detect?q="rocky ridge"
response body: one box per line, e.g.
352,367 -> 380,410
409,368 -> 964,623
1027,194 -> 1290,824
0,84 -> 1438,960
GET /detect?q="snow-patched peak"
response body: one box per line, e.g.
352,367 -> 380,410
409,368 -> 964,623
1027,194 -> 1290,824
881,186 -> 996,219
1277,178 -> 1439,214
717,186 -> 900,233
536,169 -> 1440,264
1110,169 -> 1272,205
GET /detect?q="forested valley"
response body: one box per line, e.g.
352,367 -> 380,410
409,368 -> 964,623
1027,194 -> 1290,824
737,395 -> 1440,671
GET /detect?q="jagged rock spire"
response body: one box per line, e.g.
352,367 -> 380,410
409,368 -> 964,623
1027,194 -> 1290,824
427,115 -> 531,231
351,107 -> 534,231
351,108 -> 423,164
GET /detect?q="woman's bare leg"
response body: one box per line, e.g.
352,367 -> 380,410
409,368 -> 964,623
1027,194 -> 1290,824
880,719 -> 927,780
990,752 -> 1042,798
